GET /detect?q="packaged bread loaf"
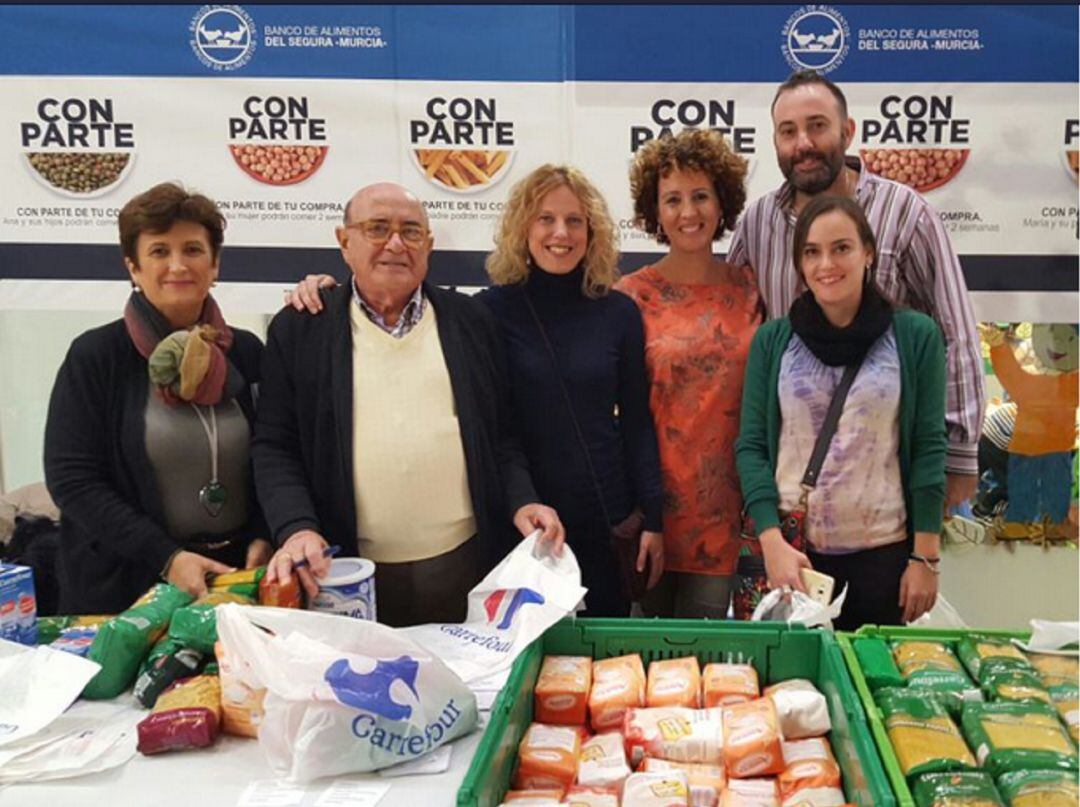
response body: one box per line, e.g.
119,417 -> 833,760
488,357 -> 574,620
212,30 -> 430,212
624,706 -> 724,766
722,698 -> 784,779
779,786 -> 846,806
513,723 -> 582,791
502,789 -> 565,803
702,663 -> 759,707
640,757 -> 725,806
535,655 -> 592,725
648,656 -> 702,708
960,701 -> 1077,776
996,768 -> 1079,807
910,771 -> 1004,807
622,770 -> 691,806
590,654 -> 646,732
877,688 -> 976,777
719,777 -> 780,806
778,738 -> 841,799
564,786 -> 620,807
577,731 -> 630,790
764,679 -> 831,739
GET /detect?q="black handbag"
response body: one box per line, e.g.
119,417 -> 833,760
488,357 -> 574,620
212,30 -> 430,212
522,291 -> 650,602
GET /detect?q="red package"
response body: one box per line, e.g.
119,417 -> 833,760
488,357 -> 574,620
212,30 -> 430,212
136,675 -> 222,755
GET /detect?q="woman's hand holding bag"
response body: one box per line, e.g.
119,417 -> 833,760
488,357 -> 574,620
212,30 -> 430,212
759,527 -> 811,593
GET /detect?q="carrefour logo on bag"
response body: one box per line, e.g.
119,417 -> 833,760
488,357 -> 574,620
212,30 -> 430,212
781,5 -> 850,74
189,5 -> 256,71
325,655 -> 420,721
484,587 -> 544,630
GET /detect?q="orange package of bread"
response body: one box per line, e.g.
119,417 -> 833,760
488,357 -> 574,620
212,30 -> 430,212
640,758 -> 725,807
502,788 -> 565,803
535,655 -> 592,725
624,706 -> 725,766
719,778 -> 780,807
577,731 -> 631,790
590,654 -> 646,732
648,656 -> 703,708
779,786 -> 847,806
778,738 -> 841,799
723,699 -> 785,779
215,640 -> 266,738
512,723 -> 582,792
702,663 -> 760,707
565,785 -> 620,807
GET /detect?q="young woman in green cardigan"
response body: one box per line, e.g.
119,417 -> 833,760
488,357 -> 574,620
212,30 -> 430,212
735,195 -> 947,630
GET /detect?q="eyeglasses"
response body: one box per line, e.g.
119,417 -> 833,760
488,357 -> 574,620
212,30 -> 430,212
346,218 -> 430,248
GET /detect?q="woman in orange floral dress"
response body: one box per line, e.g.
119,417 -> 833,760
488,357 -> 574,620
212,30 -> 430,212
616,129 -> 762,618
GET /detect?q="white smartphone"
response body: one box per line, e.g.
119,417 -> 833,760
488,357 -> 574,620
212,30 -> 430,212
800,568 -> 835,606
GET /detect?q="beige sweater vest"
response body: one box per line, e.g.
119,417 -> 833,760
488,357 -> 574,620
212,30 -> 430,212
351,301 -> 476,563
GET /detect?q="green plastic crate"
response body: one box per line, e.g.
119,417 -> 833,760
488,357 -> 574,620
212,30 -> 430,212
837,625 -> 1030,807
457,617 -> 893,807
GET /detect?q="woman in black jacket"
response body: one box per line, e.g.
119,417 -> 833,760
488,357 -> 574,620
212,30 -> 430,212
44,182 -> 270,614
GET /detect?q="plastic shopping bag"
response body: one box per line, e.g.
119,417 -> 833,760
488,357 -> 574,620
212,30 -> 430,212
751,586 -> 847,630
215,604 -> 478,781
403,531 -> 588,684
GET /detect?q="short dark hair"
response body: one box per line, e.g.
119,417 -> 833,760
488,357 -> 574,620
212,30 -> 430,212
118,182 -> 225,264
630,128 -> 748,244
792,194 -> 878,282
772,70 -> 849,120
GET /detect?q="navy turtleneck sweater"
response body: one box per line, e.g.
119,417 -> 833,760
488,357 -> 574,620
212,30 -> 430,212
477,267 -> 663,541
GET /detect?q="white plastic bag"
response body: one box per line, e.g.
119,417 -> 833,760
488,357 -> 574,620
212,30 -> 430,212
215,604 -> 478,782
751,586 -> 847,630
906,593 -> 968,629
402,531 -> 587,683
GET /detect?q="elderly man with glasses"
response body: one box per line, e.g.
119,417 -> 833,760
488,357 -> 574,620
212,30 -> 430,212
253,181 -> 563,626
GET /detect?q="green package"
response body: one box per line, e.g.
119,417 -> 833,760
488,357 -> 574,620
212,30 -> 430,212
958,636 -> 1033,683
911,771 -> 1004,807
854,636 -> 905,690
83,583 -> 192,700
878,686 -> 976,719
35,615 -> 74,645
960,701 -> 1077,777
1024,652 -> 1079,690
894,640 -> 975,694
167,590 -> 253,655
877,688 -> 977,778
1047,683 -> 1078,742
981,660 -> 1052,705
996,769 -> 1079,807
139,635 -> 185,676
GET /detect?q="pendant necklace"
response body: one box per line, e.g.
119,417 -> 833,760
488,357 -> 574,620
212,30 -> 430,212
191,403 -> 226,517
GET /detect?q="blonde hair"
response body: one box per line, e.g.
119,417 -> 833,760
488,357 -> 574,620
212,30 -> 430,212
485,164 -> 620,298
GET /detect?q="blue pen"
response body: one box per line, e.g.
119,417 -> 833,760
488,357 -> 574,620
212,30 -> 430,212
293,544 -> 341,569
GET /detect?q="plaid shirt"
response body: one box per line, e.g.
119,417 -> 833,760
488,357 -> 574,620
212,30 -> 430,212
352,280 -> 426,339
727,157 -> 985,475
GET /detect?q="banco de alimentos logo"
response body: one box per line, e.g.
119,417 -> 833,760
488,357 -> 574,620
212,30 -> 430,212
189,5 -> 256,71
781,5 -> 850,74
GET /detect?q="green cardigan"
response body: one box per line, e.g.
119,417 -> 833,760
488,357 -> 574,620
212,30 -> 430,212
735,309 -> 948,542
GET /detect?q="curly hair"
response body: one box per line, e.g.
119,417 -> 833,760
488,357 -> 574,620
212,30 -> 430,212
630,129 -> 748,245
485,164 -> 620,298
118,182 -> 225,265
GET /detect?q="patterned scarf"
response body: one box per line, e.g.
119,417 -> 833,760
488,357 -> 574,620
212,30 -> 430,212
123,291 -> 242,405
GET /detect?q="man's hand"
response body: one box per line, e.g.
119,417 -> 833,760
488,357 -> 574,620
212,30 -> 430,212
899,561 -> 939,623
265,529 -> 329,599
244,539 -> 273,569
284,274 -> 338,313
514,503 -> 566,555
945,472 -> 977,512
637,530 -> 664,590
165,550 -> 235,600
760,527 -> 811,593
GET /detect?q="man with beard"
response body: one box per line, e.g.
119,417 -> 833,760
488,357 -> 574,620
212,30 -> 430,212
727,70 -> 984,510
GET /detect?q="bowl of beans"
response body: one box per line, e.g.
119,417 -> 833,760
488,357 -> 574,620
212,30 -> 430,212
1063,149 -> 1078,184
24,151 -> 134,198
229,144 -> 328,185
859,148 -> 969,193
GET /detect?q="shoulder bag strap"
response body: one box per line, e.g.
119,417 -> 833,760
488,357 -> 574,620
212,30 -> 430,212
521,289 -> 615,529
800,359 -> 863,492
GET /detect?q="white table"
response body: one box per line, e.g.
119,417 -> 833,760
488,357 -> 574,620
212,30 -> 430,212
4,702 -> 487,807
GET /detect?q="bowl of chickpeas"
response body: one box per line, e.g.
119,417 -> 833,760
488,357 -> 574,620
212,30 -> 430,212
860,148 -> 969,193
229,144 -> 329,186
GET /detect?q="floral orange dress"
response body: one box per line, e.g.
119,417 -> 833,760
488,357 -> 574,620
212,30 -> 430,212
616,264 -> 762,576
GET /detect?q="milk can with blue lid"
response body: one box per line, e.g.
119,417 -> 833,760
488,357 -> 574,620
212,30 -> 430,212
310,557 -> 377,622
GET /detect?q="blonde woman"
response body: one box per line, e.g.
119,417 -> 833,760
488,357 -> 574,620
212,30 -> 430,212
478,165 -> 663,616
